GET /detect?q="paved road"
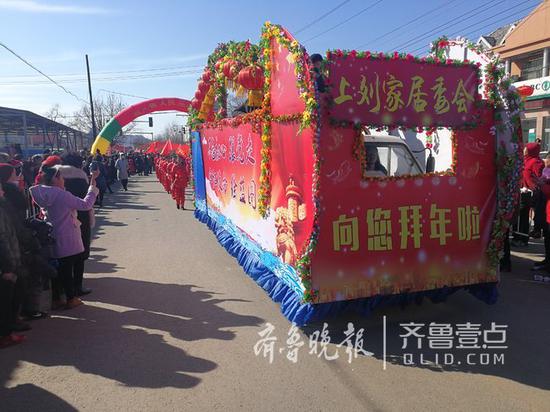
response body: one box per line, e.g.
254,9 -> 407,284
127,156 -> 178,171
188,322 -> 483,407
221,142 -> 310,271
1,175 -> 549,411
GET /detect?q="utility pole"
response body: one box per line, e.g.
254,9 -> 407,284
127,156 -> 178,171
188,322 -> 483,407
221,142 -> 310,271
85,54 -> 97,139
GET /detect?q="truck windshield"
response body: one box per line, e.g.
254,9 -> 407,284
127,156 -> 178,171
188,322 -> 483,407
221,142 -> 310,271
365,143 -> 423,177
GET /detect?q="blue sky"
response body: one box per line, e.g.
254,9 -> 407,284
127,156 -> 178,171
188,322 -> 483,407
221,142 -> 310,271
0,0 -> 542,136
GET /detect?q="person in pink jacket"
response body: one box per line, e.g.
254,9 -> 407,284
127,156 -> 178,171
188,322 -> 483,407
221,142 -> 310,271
30,165 -> 99,309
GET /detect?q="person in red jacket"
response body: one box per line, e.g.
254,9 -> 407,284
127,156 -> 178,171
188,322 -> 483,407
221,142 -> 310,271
171,156 -> 189,210
522,143 -> 544,189
513,142 -> 544,247
533,154 -> 550,271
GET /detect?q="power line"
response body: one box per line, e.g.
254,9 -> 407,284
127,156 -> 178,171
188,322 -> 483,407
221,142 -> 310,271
408,0 -> 539,53
355,0 -> 460,49
0,40 -> 89,104
0,69 -> 203,85
406,0 -> 539,54
294,0 -> 352,34
303,0 -> 384,43
0,64 -> 205,79
461,3 -> 546,41
97,89 -> 150,100
408,1 -> 545,54
389,0 -> 502,51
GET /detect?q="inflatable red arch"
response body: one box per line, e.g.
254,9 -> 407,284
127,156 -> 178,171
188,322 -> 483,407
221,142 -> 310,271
90,97 -> 191,154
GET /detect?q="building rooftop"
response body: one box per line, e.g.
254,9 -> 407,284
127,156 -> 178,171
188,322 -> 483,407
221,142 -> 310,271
478,22 -> 518,48
0,106 -> 84,135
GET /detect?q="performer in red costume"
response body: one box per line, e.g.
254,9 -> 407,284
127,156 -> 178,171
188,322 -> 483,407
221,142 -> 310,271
166,158 -> 176,195
171,156 -> 189,209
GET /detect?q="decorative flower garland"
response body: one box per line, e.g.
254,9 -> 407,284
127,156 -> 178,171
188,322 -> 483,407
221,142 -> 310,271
483,60 -> 524,268
430,36 -> 493,62
297,79 -> 322,303
257,25 -> 273,217
352,126 -> 368,179
197,109 -> 264,134
429,37 -> 523,269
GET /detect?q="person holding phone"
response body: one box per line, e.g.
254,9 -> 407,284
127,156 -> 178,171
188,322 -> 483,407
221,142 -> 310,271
30,164 -> 99,309
59,152 -> 96,296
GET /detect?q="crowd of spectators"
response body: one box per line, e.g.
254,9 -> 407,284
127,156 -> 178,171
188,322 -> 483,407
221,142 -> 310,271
0,148 -> 154,348
500,141 -> 550,280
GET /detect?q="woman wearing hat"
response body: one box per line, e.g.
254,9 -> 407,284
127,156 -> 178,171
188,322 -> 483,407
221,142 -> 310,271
30,163 -> 99,309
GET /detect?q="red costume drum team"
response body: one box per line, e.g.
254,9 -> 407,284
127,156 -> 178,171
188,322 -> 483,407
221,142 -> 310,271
155,155 -> 190,209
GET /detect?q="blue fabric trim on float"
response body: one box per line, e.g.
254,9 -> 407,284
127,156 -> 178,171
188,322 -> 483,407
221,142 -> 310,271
194,204 -> 498,326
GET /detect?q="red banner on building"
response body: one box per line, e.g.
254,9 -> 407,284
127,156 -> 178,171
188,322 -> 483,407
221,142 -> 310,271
327,53 -> 481,128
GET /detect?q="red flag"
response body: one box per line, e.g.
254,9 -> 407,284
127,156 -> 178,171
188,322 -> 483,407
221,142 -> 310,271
145,141 -> 158,153
160,139 -> 174,156
176,144 -> 190,157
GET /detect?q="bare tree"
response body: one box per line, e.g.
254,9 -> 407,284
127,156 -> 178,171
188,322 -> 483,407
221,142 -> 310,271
159,121 -> 186,143
69,93 -> 135,140
44,104 -> 68,125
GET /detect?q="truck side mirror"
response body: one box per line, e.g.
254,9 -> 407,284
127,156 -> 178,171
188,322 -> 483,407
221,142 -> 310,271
426,150 -> 435,173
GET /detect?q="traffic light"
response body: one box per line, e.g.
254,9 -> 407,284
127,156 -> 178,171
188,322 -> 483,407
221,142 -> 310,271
148,117 -> 153,127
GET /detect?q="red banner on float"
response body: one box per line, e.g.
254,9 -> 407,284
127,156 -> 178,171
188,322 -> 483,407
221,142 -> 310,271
311,109 -> 497,304
200,121 -> 315,264
327,54 -> 481,128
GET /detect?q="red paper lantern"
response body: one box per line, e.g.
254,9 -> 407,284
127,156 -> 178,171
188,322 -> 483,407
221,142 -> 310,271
191,98 -> 201,111
223,60 -> 234,78
202,70 -> 211,82
237,65 -> 264,90
198,80 -> 210,94
517,85 -> 534,98
228,63 -> 241,80
194,89 -> 205,101
215,60 -> 223,71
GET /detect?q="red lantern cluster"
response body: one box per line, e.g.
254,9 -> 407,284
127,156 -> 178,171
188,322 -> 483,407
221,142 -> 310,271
236,65 -> 264,90
191,69 -> 214,112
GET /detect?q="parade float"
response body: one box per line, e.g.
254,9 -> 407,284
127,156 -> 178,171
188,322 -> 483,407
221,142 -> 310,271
187,24 -> 523,325
89,24 -> 523,325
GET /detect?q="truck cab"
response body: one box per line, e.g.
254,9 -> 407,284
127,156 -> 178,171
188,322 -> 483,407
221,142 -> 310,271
364,134 -> 426,177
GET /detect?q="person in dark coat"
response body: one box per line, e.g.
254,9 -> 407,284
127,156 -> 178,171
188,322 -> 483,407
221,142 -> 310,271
135,155 -> 144,176
90,154 -> 107,207
0,164 -> 31,329
310,53 -> 326,93
0,163 -> 55,321
0,176 -> 26,348
60,153 -> 94,296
